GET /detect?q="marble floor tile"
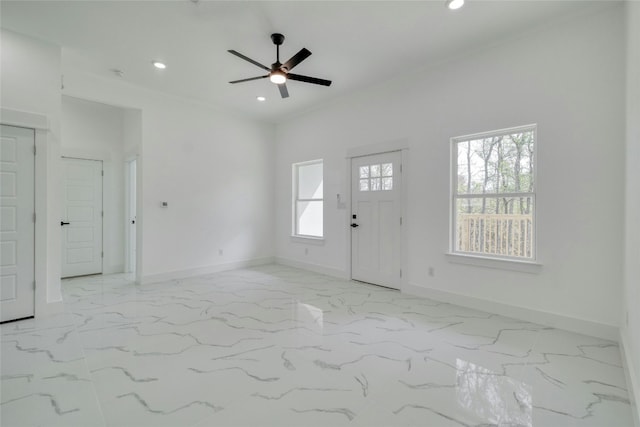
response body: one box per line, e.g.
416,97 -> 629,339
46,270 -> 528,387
1,265 -> 634,426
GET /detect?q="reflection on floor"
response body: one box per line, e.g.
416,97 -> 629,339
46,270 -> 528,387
1,265 -> 633,426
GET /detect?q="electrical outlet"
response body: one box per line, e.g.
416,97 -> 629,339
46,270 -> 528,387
428,267 -> 435,277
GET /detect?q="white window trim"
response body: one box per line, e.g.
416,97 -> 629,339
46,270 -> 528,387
290,235 -> 325,245
445,253 -> 542,273
449,124 -> 539,267
292,159 -> 324,239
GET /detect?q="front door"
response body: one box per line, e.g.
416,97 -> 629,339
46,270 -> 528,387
0,125 -> 35,322
61,157 -> 103,278
351,151 -> 402,289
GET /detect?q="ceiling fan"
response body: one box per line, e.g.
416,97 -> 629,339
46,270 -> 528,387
228,33 -> 332,99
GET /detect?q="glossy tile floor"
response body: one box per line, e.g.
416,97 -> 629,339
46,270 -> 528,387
1,265 -> 633,426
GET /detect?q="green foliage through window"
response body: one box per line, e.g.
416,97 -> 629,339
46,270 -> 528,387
452,126 -> 536,260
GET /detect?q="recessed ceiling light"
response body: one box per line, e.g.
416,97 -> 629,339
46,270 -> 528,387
446,0 -> 464,10
256,96 -> 266,102
152,61 -> 166,69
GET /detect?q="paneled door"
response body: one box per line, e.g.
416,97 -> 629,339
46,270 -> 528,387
0,125 -> 35,322
351,151 -> 402,290
61,158 -> 103,278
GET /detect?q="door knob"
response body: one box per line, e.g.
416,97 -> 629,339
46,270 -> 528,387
61,221 -> 70,226
351,223 -> 359,228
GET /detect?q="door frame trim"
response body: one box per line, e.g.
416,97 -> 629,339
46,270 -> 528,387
345,138 -> 410,291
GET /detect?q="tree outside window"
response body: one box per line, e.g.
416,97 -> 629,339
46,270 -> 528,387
452,125 -> 536,260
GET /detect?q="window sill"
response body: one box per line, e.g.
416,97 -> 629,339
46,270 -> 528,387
290,236 -> 325,245
446,253 -> 542,274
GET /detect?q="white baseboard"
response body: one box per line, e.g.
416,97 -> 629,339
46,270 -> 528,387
404,282 -> 619,341
36,299 -> 64,317
620,328 -> 640,427
141,257 -> 275,285
275,257 -> 349,280
103,264 -> 124,275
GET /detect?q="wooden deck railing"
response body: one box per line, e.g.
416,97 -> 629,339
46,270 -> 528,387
457,214 -> 533,258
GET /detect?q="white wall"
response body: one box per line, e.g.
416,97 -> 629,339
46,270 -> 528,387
61,96 -> 126,274
0,29 -> 63,312
61,70 -> 276,282
623,1 -> 640,423
123,108 -> 142,157
275,5 -> 625,334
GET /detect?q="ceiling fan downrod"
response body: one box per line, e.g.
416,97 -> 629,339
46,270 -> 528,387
271,33 -> 285,66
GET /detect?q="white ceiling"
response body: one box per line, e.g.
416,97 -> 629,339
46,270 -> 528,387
1,0 -> 608,123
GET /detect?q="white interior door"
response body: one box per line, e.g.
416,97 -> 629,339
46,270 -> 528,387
61,158 -> 103,278
0,125 -> 35,322
127,159 -> 136,273
351,151 -> 402,289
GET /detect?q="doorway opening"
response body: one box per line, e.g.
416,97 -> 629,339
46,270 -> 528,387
126,158 -> 137,273
60,157 -> 103,278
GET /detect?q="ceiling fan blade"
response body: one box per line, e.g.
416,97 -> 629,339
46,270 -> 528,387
228,50 -> 270,71
278,83 -> 289,99
287,73 -> 332,87
229,75 -> 269,84
282,48 -> 311,72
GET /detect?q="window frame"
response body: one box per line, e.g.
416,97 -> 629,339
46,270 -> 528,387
292,159 -> 324,239
450,124 -> 538,263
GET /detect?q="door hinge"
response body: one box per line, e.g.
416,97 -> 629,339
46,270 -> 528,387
101,251 -> 104,258
101,170 -> 104,177
101,211 -> 104,217
33,281 -> 36,290
33,212 -> 36,223
400,269 -> 403,278
400,163 -> 403,173
33,145 -> 36,155
400,216 -> 403,225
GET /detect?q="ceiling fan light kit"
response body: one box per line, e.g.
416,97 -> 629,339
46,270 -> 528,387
270,71 -> 286,85
228,33 -> 332,99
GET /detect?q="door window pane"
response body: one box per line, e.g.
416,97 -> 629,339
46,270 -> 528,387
382,177 -> 393,190
360,163 -> 394,192
371,178 -> 381,191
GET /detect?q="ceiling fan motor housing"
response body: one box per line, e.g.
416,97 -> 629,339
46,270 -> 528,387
270,33 -> 285,46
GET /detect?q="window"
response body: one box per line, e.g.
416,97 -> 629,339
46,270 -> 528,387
293,160 -> 323,238
359,163 -> 393,192
451,125 -> 536,260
